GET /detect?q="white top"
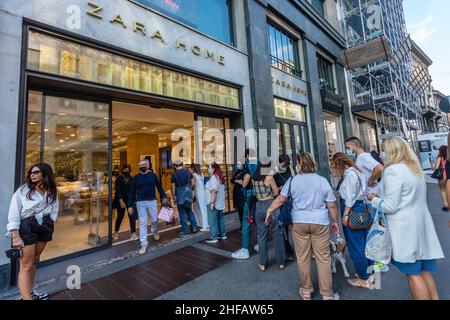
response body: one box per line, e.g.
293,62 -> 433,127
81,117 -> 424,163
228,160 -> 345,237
205,175 -> 226,211
355,152 -> 381,194
339,168 -> 366,208
193,173 -> 206,206
371,164 -> 444,263
281,173 -> 336,225
6,185 -> 59,236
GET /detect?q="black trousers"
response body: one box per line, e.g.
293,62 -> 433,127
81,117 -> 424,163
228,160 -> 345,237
115,207 -> 136,233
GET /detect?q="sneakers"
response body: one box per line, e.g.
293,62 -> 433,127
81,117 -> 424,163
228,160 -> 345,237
231,248 -> 250,260
205,239 -> 219,244
218,235 -> 228,240
112,231 -> 119,240
199,228 -> 209,232
322,292 -> 340,300
254,244 -> 258,252
130,233 -> 138,241
373,262 -> 389,273
153,231 -> 160,241
139,245 -> 148,255
178,232 -> 190,238
31,290 -> 49,300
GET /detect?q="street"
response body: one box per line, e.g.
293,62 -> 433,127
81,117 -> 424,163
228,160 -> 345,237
51,182 -> 450,300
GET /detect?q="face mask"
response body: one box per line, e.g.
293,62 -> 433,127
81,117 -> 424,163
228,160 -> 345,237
346,149 -> 356,160
208,168 -> 214,175
139,167 -> 148,173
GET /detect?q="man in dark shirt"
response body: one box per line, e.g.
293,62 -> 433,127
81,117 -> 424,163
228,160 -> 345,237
128,159 -> 168,254
171,160 -> 198,237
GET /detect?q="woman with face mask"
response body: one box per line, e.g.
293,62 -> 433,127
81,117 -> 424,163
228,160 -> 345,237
113,164 -> 137,241
204,163 -> 227,244
231,161 -> 246,231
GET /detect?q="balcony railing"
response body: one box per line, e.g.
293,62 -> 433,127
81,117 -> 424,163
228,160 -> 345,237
270,55 -> 303,78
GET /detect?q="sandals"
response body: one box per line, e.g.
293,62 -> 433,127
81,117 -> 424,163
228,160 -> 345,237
347,278 -> 370,289
299,289 -> 312,301
257,264 -> 266,272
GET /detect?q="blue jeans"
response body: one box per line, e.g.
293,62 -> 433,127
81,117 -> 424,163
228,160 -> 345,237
207,206 -> 226,240
340,198 -> 371,280
241,189 -> 255,250
177,204 -> 198,235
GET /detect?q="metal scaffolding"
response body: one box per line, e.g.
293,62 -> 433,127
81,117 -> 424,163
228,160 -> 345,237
340,0 -> 422,145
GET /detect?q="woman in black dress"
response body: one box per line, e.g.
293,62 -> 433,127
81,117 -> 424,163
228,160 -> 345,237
113,164 -> 137,240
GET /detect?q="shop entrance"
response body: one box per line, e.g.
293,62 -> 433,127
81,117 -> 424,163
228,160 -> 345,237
110,101 -> 195,243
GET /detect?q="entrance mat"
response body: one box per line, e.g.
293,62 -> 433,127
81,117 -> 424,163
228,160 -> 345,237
50,246 -> 230,300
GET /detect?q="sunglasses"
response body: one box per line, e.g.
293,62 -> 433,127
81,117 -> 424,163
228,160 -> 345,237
30,170 -> 41,176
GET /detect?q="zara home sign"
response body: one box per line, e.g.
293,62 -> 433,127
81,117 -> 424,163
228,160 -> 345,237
86,2 -> 226,65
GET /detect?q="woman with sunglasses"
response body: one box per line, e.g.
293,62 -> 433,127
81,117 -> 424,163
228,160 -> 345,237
6,163 -> 58,300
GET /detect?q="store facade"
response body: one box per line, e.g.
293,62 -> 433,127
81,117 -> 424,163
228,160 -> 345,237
244,0 -> 353,178
0,0 -> 254,284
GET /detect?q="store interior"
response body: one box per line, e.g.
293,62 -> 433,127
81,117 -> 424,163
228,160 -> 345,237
26,92 -> 233,261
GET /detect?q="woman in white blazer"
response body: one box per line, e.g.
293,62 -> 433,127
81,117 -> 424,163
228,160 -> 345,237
368,137 -> 444,300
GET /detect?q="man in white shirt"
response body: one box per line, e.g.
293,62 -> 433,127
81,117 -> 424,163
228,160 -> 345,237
345,137 -> 384,195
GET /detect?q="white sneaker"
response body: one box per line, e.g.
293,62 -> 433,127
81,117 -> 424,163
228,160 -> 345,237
139,245 -> 148,255
199,228 -> 209,232
153,231 -> 160,241
113,232 -> 119,240
205,239 -> 219,244
218,235 -> 228,240
231,248 -> 250,260
254,244 -> 258,252
130,233 -> 138,241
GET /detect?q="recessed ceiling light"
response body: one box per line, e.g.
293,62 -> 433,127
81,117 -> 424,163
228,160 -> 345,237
59,140 -> 64,143
58,113 -> 66,116
66,125 -> 71,128
70,134 -> 76,137
29,122 -> 38,125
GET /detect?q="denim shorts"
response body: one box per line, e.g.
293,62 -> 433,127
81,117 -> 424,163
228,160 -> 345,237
392,259 -> 438,275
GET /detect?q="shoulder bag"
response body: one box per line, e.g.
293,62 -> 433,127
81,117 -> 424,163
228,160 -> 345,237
346,169 -> 373,231
277,176 -> 294,225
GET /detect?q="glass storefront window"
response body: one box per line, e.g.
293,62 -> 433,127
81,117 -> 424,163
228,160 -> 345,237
26,91 -> 110,261
135,0 -> 234,45
27,31 -> 240,110
274,98 -> 306,122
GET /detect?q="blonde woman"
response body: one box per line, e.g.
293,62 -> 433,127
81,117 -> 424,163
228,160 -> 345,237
368,137 -> 444,300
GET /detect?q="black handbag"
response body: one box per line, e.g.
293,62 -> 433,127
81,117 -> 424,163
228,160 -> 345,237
431,159 -> 445,179
346,169 -> 373,231
278,176 -> 294,225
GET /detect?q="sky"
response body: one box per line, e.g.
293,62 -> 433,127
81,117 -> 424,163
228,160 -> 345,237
404,0 -> 450,95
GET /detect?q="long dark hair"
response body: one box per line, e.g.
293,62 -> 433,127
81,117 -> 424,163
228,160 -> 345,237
26,163 -> 57,204
438,145 -> 447,161
190,163 -> 202,176
252,159 -> 272,182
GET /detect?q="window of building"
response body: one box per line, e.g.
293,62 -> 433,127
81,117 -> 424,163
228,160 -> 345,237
317,55 -> 336,92
134,0 -> 234,45
267,23 -> 302,78
311,0 -> 325,16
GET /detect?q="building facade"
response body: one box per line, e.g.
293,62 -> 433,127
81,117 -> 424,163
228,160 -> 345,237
433,89 -> 450,131
0,0 -> 353,288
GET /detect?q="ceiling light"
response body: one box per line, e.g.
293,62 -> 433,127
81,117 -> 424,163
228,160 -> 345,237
66,125 -> 72,128
70,134 -> 76,137
29,122 -> 38,125
58,113 -> 66,116
59,140 -> 64,143
44,128 -> 49,132
142,127 -> 147,130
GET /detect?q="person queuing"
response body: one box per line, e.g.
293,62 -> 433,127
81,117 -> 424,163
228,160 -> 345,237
250,159 -> 285,272
172,160 -> 198,238
332,152 -> 373,289
191,164 -> 209,231
368,137 -> 444,300
267,153 -> 340,300
231,149 -> 257,260
128,159 -> 168,255
113,164 -> 137,241
273,154 -> 295,261
7,163 -> 58,300
205,162 -> 227,244
231,161 -> 246,231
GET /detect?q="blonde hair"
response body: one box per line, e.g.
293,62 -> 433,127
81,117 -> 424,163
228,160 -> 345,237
382,137 -> 423,176
297,152 -> 317,174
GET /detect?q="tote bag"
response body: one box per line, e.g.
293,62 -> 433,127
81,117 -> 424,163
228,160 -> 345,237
365,201 -> 392,266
